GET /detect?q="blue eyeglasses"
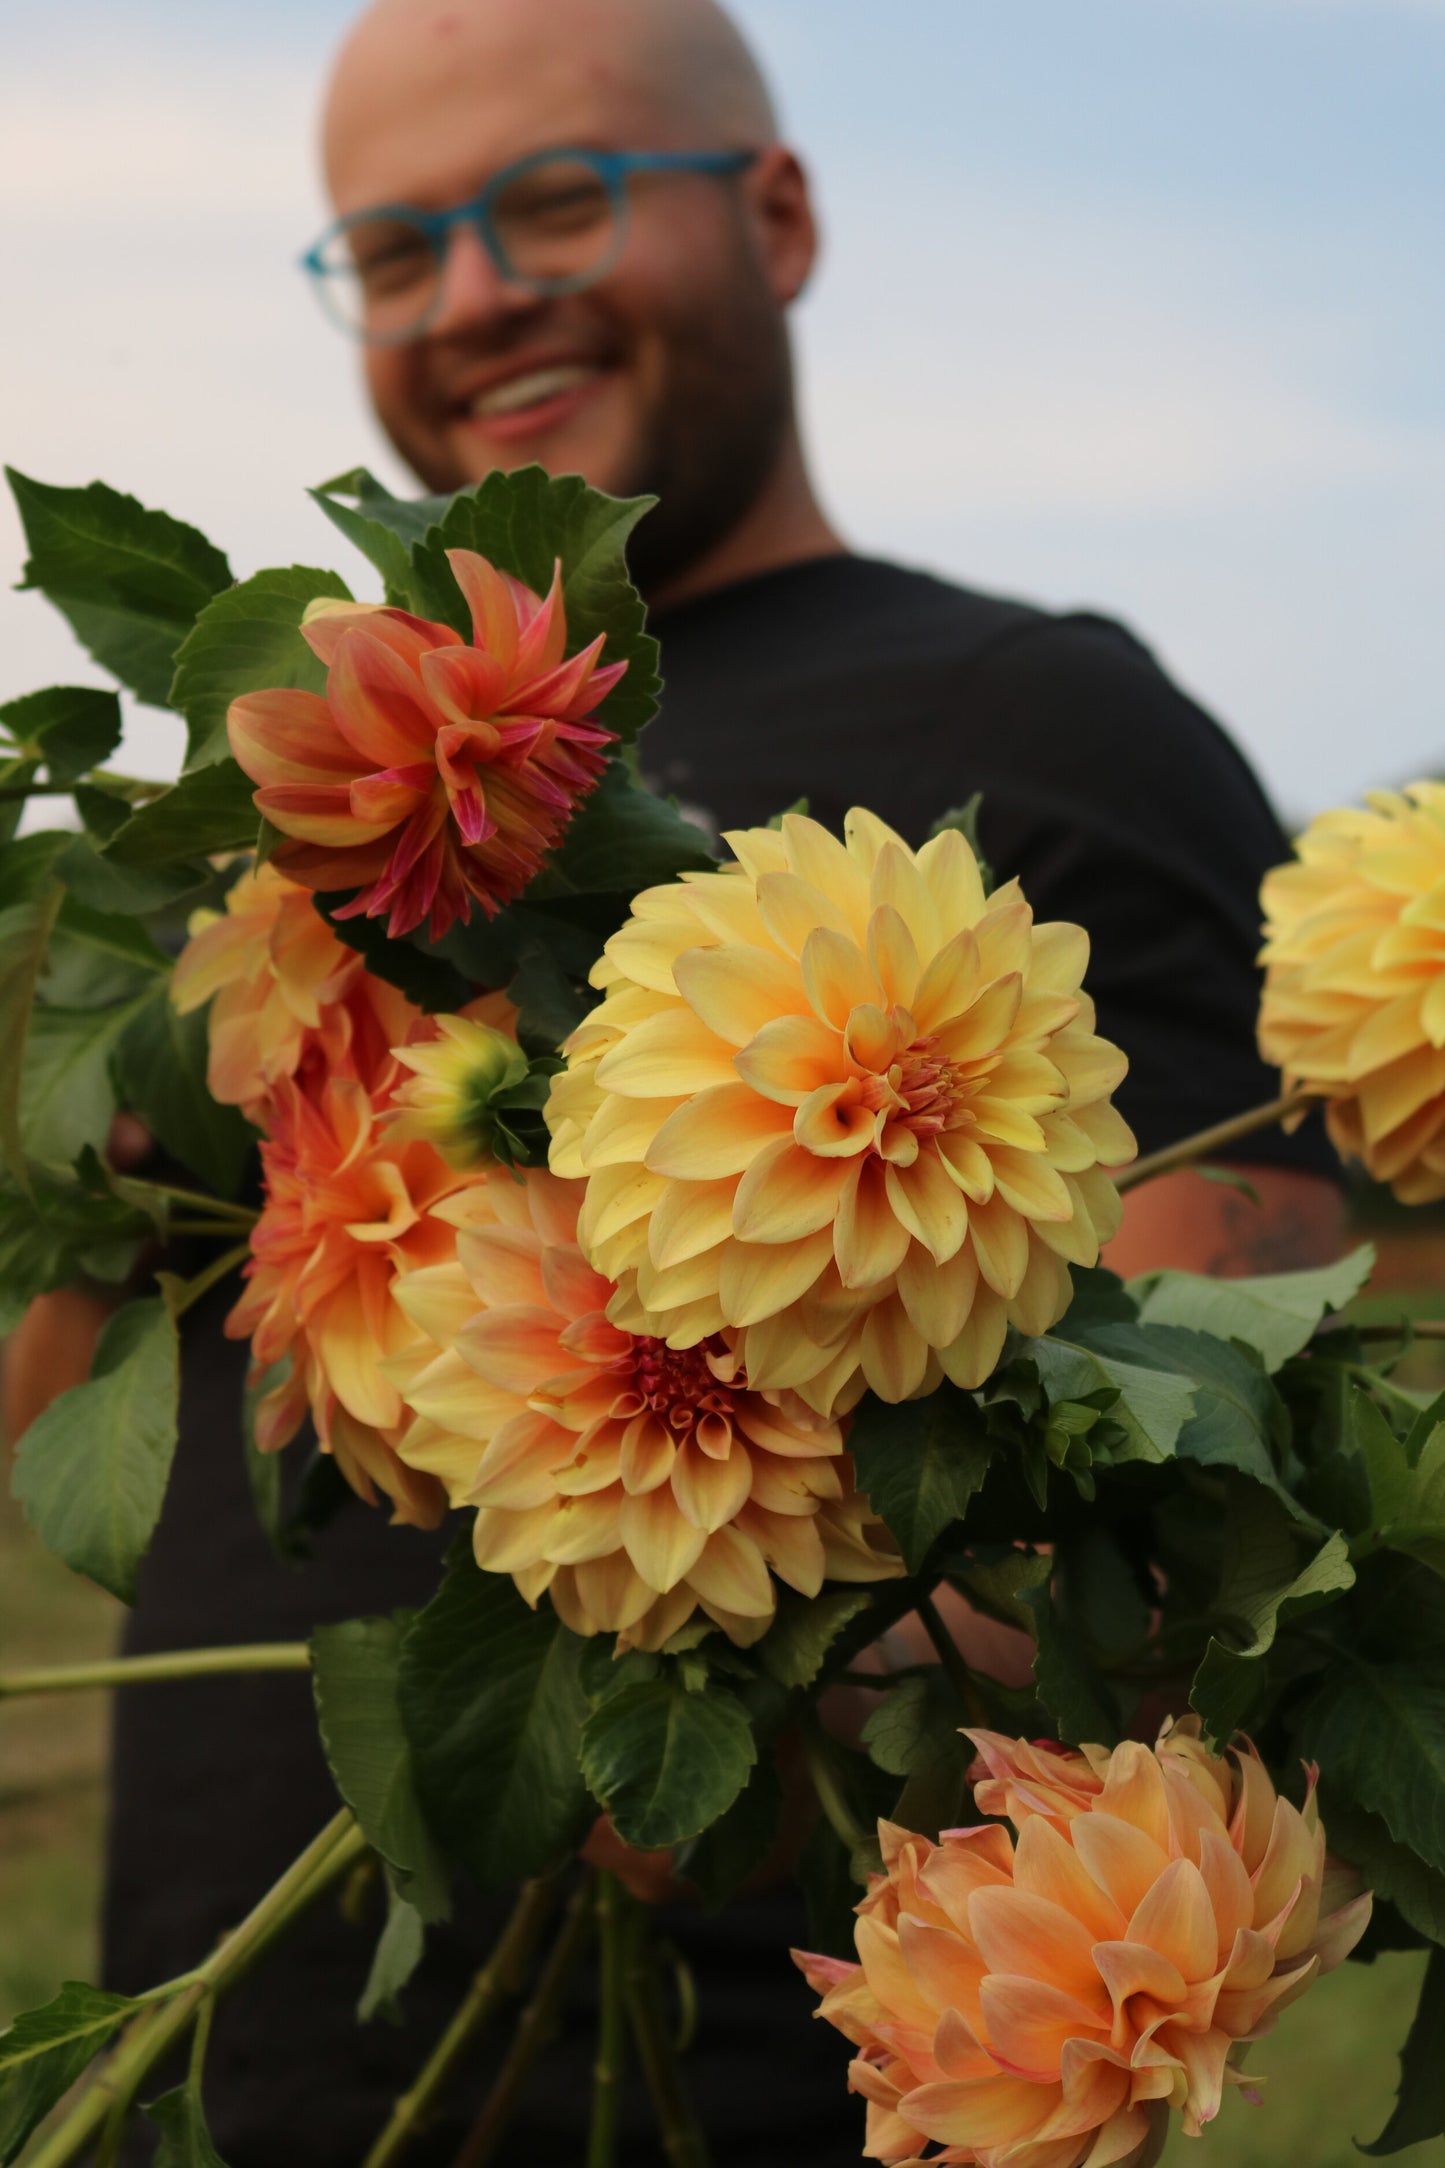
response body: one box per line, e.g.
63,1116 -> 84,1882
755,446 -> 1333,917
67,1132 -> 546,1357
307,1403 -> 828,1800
302,145 -> 758,344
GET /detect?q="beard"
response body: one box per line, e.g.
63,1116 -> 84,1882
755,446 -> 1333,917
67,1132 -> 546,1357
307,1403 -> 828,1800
599,259 -> 795,600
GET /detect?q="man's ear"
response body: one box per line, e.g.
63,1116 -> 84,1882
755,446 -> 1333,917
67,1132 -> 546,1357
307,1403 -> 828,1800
743,145 -> 819,306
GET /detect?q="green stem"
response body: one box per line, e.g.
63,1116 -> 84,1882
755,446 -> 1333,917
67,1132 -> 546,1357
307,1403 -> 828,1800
623,1913 -> 709,2168
1113,1087 -> 1316,1195
0,1644 -> 311,1698
451,1874 -> 596,2168
24,1809 -> 365,2168
130,1180 -> 259,1226
918,1594 -> 991,1726
587,1875 -> 627,2168
160,1243 -> 250,1320
803,1729 -> 866,1854
362,1876 -> 558,2168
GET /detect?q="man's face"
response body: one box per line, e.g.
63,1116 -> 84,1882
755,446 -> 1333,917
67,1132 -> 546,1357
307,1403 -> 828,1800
324,14 -> 797,587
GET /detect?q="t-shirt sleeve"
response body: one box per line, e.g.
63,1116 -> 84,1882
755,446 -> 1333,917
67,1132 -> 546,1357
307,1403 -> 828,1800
958,613 -> 1337,1174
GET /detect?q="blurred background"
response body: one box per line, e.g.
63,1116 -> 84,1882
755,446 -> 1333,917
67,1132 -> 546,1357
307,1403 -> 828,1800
2,4 -> 1443,2161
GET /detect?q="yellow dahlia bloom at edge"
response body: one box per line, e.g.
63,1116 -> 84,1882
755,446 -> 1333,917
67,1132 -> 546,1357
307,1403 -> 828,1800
797,1720 -> 1371,2168
382,1165 -> 901,1649
1259,781 -> 1445,1201
547,811 -> 1135,1417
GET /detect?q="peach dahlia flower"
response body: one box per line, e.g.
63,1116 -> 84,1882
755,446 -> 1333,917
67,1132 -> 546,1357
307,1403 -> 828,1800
382,1165 -> 901,1649
227,551 -> 622,941
797,1720 -> 1371,2168
170,861 -> 416,1124
547,811 -> 1135,1418
226,1032 -> 500,1525
1259,782 -> 1445,1202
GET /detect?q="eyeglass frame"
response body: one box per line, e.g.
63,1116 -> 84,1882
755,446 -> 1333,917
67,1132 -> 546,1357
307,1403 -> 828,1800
301,145 -> 761,343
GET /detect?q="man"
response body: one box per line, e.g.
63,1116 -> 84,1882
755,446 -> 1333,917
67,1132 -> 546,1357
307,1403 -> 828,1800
89,0 -> 1341,2160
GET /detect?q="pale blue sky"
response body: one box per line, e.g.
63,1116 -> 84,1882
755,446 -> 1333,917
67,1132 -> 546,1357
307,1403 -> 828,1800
2,0 -> 1442,817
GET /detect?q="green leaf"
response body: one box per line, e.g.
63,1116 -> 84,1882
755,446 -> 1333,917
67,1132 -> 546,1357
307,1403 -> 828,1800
1126,1323 -> 1307,1519
1191,1500 -> 1353,1744
580,1675 -> 756,1850
848,1385 -> 996,1573
407,466 -> 661,742
11,1297 -> 179,1601
311,1615 -> 450,1922
0,1160 -> 155,1333
757,1589 -> 875,1692
1020,1578 -> 1120,1747
674,1757 -> 783,1909
1299,1659 -> 1445,1879
116,986 -> 254,1198
40,895 -> 170,1008
19,997 -> 149,1170
0,1981 -> 141,2164
310,468 -> 452,597
0,832 -> 67,1184
535,761 -> 715,896
1131,1245 -> 1375,1372
57,833 -> 210,917
315,894 -> 474,1014
146,2081 -> 230,2167
398,1546 -> 591,1887
1361,1944 -> 1445,2153
102,762 -> 259,867
945,1545 -> 1052,1634
0,686 -> 123,784
6,469 -> 231,707
1324,1798 -> 1445,1948
862,1666 -> 977,1836
358,1883 -> 427,2025
0,757 -> 41,849
1026,1324 -> 1195,1464
171,565 -> 353,771
1360,1417 -> 1445,1578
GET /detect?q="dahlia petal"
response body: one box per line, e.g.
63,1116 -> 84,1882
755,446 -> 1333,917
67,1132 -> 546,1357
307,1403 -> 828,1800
867,902 -> 922,1007
834,1158 -> 912,1291
755,868 -> 854,956
255,783 -> 397,849
645,1085 -> 793,1179
446,548 -> 521,670
860,1296 -> 930,1400
672,942 -> 813,1046
967,1191 -> 1031,1298
885,1152 -> 969,1263
648,1178 -> 741,1269
897,2074 -> 1056,2151
896,1238 -> 979,1345
732,1137 -> 856,1242
229,689 -> 362,785
454,1306 -> 571,1394
718,1228 -> 834,1328
594,1007 -> 739,1097
418,640 -> 510,725
977,1973 -> 1109,2082
916,825 -> 988,933
671,1437 -> 752,1531
327,627 -> 441,766
869,844 -> 942,960
1070,1814 -> 1172,1923
1125,1858 -> 1218,1984
967,1887 -> 1104,2006
937,1282 -> 1009,1388
783,814 -> 873,940
1013,1817 -> 1127,1944
680,1519 -> 773,1614
792,1079 -> 875,1157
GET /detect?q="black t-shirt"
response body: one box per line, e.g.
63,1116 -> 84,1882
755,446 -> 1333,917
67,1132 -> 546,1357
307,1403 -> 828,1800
104,555 -> 1330,2166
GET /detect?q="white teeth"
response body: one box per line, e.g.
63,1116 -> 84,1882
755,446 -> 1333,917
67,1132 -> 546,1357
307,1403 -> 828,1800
471,363 -> 598,418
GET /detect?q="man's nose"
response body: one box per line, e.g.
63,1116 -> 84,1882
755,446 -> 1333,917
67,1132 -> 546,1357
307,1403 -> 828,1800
427,222 -> 540,337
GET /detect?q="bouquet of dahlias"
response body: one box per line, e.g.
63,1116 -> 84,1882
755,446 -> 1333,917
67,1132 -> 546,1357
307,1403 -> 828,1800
1,460 -> 1443,2168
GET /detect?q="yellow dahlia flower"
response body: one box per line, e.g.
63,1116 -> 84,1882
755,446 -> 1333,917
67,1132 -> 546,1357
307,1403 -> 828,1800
796,1719 -> 1370,2167
547,811 -> 1134,1416
382,1165 -> 901,1650
1259,781 -> 1445,1201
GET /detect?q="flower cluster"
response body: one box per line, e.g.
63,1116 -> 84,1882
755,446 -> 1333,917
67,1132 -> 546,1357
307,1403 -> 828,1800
1259,781 -> 1445,1202
228,551 -> 622,941
548,810 -> 1134,1417
172,862 -> 515,1524
797,1721 -> 1370,2168
382,1164 -> 900,1646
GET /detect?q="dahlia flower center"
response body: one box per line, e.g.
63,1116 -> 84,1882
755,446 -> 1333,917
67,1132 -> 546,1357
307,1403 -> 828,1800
856,1026 -> 973,1145
623,1334 -> 738,1437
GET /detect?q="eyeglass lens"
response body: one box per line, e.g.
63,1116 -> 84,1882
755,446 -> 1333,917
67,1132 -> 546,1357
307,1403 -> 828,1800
317,157 -> 620,339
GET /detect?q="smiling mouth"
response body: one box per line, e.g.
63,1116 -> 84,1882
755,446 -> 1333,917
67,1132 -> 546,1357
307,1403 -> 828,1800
468,361 -> 605,420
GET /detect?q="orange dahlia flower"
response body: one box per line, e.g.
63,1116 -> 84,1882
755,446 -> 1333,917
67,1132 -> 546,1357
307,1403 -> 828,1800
547,811 -> 1134,1417
227,551 -> 623,940
171,861 -> 416,1123
797,1719 -> 1371,2168
382,1164 -> 901,1649
226,1036 -> 499,1525
1259,782 -> 1445,1202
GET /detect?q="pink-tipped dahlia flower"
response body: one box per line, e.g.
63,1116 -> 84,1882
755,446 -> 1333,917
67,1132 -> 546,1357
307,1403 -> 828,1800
547,810 -> 1135,1418
227,551 -> 623,940
796,1719 -> 1371,2168
225,1015 -> 507,1524
381,1165 -> 901,1649
170,861 -> 417,1124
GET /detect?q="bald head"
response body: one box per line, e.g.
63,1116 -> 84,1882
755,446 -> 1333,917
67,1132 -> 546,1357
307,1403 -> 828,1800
324,0 -> 776,211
